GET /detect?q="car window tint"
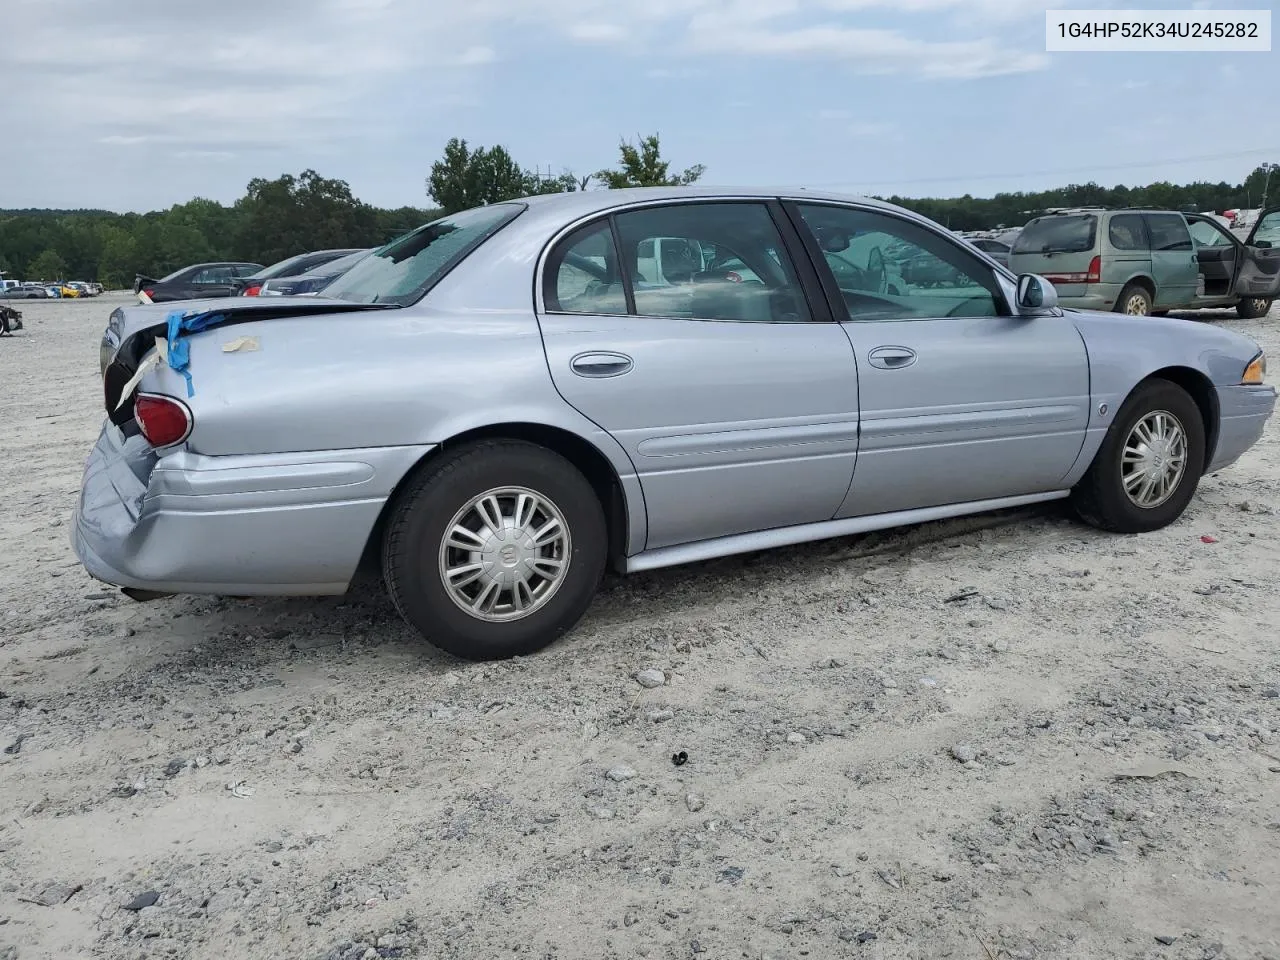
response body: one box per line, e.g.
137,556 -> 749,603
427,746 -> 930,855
544,221 -> 628,315
1143,214 -> 1193,251
1108,214 -> 1148,251
612,203 -> 811,323
1188,220 -> 1233,248
1011,215 -> 1097,254
795,204 -> 1002,321
192,267 -> 232,284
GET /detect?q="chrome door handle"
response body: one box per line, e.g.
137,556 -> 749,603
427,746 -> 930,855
570,351 -> 633,378
867,345 -> 917,369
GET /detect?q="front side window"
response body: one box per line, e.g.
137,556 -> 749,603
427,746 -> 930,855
794,204 -> 1002,321
324,203 -> 524,306
1108,214 -> 1148,251
1251,210 -> 1280,246
1187,219 -> 1233,248
1144,214 -> 1193,252
613,203 -> 811,323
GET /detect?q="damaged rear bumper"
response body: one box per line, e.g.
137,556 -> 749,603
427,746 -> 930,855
71,422 -> 433,596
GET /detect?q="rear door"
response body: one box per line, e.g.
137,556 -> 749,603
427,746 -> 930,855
1237,207 -> 1280,300
537,200 -> 860,552
1142,213 -> 1199,308
1008,214 -> 1098,299
787,201 -> 1091,517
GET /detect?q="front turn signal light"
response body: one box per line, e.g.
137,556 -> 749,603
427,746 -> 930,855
1242,352 -> 1266,385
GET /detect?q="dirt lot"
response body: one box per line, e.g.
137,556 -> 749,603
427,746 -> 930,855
1,293 -> 1278,960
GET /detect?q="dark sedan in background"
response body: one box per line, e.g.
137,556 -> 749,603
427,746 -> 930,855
233,249 -> 365,296
257,249 -> 373,296
134,262 -> 263,302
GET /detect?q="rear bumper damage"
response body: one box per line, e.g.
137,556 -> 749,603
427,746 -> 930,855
71,422 -> 432,596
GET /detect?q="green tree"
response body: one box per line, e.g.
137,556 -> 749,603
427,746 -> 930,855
426,138 -> 573,214
595,134 -> 705,189
27,249 -> 68,280
233,169 -> 381,264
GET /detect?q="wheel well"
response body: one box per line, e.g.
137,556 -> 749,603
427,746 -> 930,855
356,423 -> 631,579
1143,366 -> 1220,464
1121,276 -> 1155,298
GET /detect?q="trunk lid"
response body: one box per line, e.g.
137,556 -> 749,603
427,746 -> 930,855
102,298 -> 394,429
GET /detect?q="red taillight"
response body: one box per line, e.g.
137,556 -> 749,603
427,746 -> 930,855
242,284 -> 261,296
1086,255 -> 1101,284
725,271 -> 743,283
142,289 -> 154,299
134,393 -> 192,447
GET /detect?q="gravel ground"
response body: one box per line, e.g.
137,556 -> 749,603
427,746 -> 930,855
1,294 -> 1278,960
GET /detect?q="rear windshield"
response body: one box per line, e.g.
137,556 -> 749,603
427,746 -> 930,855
1012,215 -> 1098,255
322,204 -> 525,306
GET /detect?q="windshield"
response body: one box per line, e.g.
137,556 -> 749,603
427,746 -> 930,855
1012,215 -> 1097,254
322,204 -> 525,306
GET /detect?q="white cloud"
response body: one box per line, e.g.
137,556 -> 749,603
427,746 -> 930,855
453,45 -> 498,65
568,22 -> 628,41
848,121 -> 901,140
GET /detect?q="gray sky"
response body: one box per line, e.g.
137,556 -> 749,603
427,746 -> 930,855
3,0 -> 1276,212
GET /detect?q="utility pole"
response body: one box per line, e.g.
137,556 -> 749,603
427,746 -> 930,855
1261,163 -> 1277,212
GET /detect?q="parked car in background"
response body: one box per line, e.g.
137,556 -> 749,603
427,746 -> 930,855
233,249 -> 365,296
0,284 -> 51,299
1009,208 -> 1280,317
257,249 -> 374,296
965,237 -> 1011,268
81,188 -> 1273,662
134,262 -> 264,302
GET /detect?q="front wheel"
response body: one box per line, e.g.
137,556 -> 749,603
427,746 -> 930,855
1237,297 -> 1272,320
382,440 -> 606,660
1071,379 -> 1205,534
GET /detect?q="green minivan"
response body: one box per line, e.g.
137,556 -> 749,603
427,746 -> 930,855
1008,207 -> 1280,319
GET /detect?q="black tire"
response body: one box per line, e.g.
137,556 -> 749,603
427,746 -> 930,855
1114,283 -> 1153,316
1071,379 -> 1205,534
382,439 -> 606,660
1236,297 -> 1272,320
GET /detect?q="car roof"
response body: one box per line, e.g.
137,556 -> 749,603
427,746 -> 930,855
515,185 -> 897,217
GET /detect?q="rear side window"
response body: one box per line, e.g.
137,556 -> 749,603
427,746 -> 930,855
1107,214 -> 1148,251
323,204 -> 524,306
545,222 -> 627,315
1143,214 -> 1193,251
542,202 -> 812,323
1012,215 -> 1097,254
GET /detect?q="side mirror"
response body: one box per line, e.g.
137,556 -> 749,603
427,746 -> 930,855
1015,273 -> 1059,313
1256,240 -> 1273,249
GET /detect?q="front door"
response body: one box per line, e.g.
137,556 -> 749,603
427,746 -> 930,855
1238,207 -> 1280,301
1186,216 -> 1240,300
1142,213 -> 1200,308
536,200 -> 860,552
188,265 -> 240,299
785,201 -> 1092,518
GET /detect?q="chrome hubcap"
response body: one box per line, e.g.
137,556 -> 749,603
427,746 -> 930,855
1125,294 -> 1149,315
1122,410 -> 1187,508
438,486 -> 570,622
1250,298 -> 1270,315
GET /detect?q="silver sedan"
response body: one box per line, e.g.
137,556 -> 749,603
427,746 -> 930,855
77,187 -> 1276,660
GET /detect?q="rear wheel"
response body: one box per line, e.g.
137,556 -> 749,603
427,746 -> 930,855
1115,283 -> 1153,316
1237,297 -> 1272,320
382,440 -> 606,660
1071,379 -> 1204,534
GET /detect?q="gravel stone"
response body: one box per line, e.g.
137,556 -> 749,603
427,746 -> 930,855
635,669 -> 666,689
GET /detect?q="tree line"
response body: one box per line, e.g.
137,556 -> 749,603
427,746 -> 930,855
2,132 -> 1274,287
